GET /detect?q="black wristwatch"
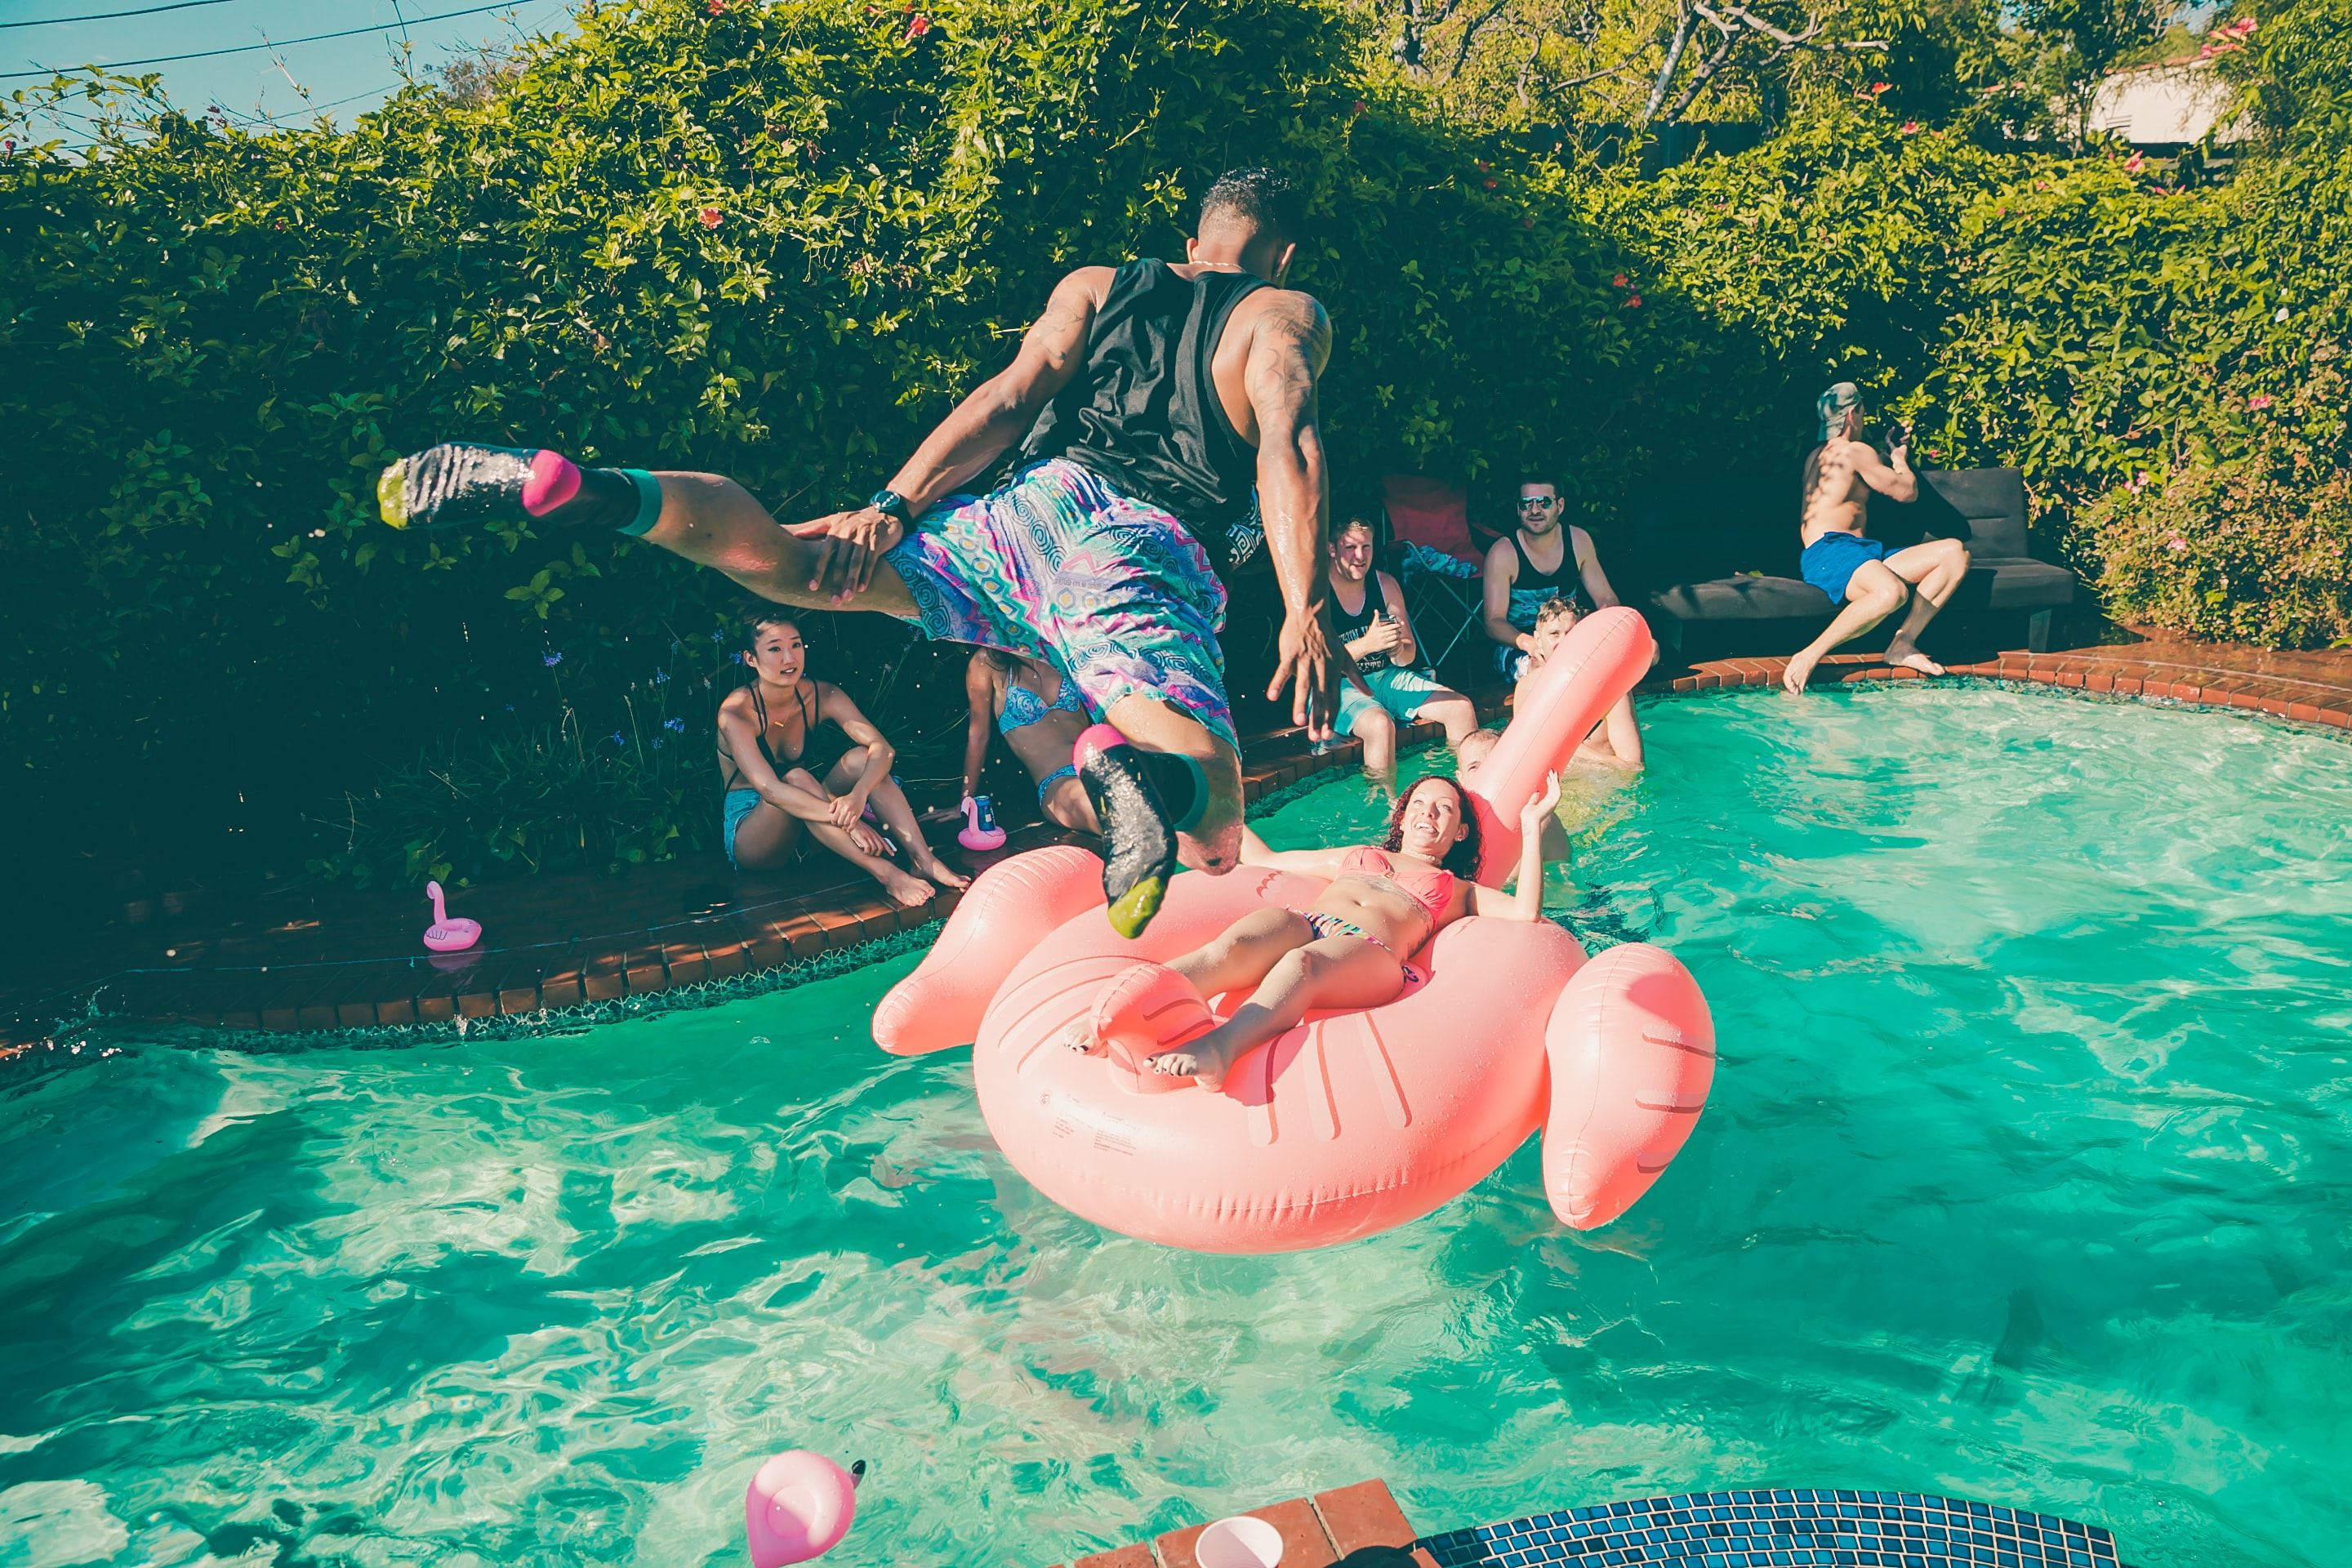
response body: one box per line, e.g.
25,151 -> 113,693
868,488 -> 911,523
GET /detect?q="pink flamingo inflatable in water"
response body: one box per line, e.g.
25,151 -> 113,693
421,880 -> 482,953
871,608 -> 1717,1254
746,1453 -> 861,1566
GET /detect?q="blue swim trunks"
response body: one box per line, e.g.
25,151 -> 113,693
1801,532 -> 1887,603
885,459 -> 1235,750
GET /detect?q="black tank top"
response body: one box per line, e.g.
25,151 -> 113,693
1330,570 -> 1393,670
1017,259 -> 1267,573
1506,528 -> 1584,626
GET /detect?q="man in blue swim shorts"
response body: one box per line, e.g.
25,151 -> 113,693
372,171 -> 1365,939
1785,382 -> 1971,693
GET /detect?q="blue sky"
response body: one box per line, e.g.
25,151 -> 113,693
2,0 -> 577,136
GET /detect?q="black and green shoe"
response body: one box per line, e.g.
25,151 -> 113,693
1074,723 -> 1205,939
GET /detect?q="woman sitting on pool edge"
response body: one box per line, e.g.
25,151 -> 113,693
719,612 -> 968,906
960,648 -> 1102,836
1082,769 -> 1562,1090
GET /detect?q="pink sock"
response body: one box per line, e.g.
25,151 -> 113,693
521,450 -> 581,517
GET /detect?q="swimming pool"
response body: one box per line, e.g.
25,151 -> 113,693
2,684 -> 2346,1568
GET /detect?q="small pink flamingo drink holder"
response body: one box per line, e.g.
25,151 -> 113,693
745,1452 -> 860,1566
421,880 -> 482,953
873,608 -> 1717,1253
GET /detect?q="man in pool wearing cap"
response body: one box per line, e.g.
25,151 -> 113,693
1785,382 -> 1971,694
370,169 -> 1360,939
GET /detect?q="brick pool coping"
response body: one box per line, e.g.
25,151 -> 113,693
7,633 -> 2346,1063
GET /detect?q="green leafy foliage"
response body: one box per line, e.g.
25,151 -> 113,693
6,0 -> 2352,906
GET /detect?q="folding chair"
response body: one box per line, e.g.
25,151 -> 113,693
1380,474 -> 1486,675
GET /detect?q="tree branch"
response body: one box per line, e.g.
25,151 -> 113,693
1641,5 -> 1695,123
1661,29 -> 1741,120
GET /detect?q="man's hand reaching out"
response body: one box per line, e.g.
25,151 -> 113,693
787,506 -> 905,604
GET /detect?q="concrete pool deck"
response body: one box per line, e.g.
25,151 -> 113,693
5,626 -> 2346,1063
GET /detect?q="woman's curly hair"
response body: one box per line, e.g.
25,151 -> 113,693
1380,774 -> 1482,879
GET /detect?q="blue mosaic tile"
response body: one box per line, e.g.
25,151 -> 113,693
1412,1493 -> 2132,1568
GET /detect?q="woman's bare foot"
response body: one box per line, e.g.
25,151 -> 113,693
912,850 -> 970,891
875,865 -> 935,907
1781,649 -> 1824,694
1148,1033 -> 1233,1091
1883,644 -> 1946,676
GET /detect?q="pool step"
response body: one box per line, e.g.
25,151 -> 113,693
1048,1477 -> 1435,1567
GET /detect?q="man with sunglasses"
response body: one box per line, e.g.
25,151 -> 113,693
1480,477 -> 1623,682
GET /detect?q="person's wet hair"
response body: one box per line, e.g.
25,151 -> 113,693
1382,773 -> 1482,878
1533,595 -> 1582,631
1200,167 -> 1303,240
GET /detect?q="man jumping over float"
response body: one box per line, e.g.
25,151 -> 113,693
373,169 -> 1354,936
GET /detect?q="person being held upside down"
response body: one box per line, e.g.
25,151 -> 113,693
718,612 -> 968,905
1085,770 -> 1562,1090
1785,381 -> 1971,693
373,167 -> 1356,939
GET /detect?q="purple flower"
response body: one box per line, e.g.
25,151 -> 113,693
543,652 -> 564,666
664,716 -> 685,732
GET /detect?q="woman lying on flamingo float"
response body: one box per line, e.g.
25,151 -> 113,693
873,608 -> 1717,1256
1083,768 -> 1561,1091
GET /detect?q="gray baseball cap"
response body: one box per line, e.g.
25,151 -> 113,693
1818,381 -> 1861,441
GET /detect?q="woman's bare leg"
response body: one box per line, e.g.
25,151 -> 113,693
1151,936 -> 1405,1088
826,750 -> 969,890
1168,908 -> 1316,1000
727,802 -> 805,870
785,767 -> 933,907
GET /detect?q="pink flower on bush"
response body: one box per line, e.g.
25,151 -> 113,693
2125,152 -> 2145,173
706,0 -> 725,12
2167,535 -> 2187,552
904,12 -> 930,38
698,207 -> 722,229
1625,295 -> 1642,308
2247,393 -> 2274,410
1900,122 -> 1922,135
1612,273 -> 1629,287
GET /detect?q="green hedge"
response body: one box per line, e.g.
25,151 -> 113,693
6,0 -> 2351,903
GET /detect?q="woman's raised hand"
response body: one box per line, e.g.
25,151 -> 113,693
1521,770 -> 1563,826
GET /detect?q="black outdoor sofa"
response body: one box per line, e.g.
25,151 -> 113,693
1622,466 -> 2076,661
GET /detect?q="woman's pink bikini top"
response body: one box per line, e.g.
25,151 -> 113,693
1338,847 -> 1456,915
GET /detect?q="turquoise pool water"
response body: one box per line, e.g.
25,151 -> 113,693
3,684 -> 2349,1568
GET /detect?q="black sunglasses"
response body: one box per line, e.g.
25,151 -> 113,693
1517,496 -> 1557,510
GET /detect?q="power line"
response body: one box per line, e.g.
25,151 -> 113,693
3,1 -> 541,80
1,0 -> 234,30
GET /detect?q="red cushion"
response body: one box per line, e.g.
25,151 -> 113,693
1381,474 -> 1481,565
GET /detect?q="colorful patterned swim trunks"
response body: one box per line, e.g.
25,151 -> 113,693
885,459 -> 1235,750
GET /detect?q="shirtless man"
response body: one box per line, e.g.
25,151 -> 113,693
373,169 -> 1354,938
1481,477 -> 1621,683
1785,383 -> 1971,694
